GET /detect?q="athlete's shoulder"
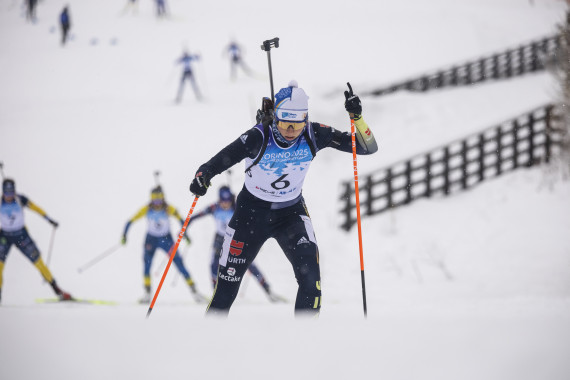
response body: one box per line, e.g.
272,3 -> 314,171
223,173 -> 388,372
17,194 -> 29,206
238,125 -> 265,153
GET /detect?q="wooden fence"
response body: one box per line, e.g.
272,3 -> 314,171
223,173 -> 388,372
364,35 -> 560,97
340,105 -> 558,231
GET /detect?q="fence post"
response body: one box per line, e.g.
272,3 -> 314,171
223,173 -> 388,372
545,105 -> 553,164
443,147 -> 450,195
386,168 -> 394,208
365,175 -> 373,216
461,140 -> 468,189
450,67 -> 458,86
493,54 -> 499,79
505,50 -> 513,78
420,77 -> 428,92
518,46 -> 525,75
496,126 -> 503,176
527,112 -> 536,167
425,154 -> 432,198
478,134 -> 485,182
340,181 -> 353,231
512,119 -> 520,169
465,64 -> 473,85
530,42 -> 538,72
436,71 -> 444,88
405,161 -> 412,203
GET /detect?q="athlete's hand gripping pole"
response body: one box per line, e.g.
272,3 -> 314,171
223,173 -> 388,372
346,82 -> 368,318
260,37 -> 279,104
146,195 -> 200,318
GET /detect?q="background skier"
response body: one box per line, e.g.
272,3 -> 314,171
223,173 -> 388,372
225,40 -> 252,80
0,178 -> 72,303
175,49 -> 202,103
121,186 -> 205,303
59,6 -> 71,46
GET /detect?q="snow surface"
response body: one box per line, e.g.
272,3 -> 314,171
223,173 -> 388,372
1,0 -> 569,379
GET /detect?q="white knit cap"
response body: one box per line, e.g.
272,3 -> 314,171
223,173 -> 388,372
274,80 -> 309,122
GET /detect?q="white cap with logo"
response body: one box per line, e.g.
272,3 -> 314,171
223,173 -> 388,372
274,80 -> 309,122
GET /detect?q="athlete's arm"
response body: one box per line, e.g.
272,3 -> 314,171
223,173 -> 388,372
312,120 -> 378,154
123,205 -> 148,237
22,195 -> 59,227
196,126 -> 264,177
189,204 -> 216,224
167,205 -> 184,224
25,199 -> 48,218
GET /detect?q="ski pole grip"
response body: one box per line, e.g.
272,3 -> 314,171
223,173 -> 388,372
261,38 -> 279,51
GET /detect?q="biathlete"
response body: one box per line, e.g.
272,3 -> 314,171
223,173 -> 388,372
122,186 -> 206,303
189,186 -> 285,302
0,178 -> 72,303
189,80 -> 378,316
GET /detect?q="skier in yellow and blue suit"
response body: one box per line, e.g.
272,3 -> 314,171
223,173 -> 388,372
0,178 -> 72,303
122,186 -> 205,303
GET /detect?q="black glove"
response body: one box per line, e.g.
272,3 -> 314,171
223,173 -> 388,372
344,82 -> 362,116
46,216 -> 59,228
189,169 -> 212,196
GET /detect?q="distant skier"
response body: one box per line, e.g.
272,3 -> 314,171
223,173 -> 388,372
225,40 -> 252,80
121,186 -> 206,304
59,6 -> 71,46
121,0 -> 139,15
155,0 -> 167,18
175,50 -> 202,103
189,80 -> 378,316
189,186 -> 284,302
0,178 -> 72,303
26,0 -> 38,23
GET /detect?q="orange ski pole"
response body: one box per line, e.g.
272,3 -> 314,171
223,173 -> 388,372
350,112 -> 368,318
146,195 -> 200,318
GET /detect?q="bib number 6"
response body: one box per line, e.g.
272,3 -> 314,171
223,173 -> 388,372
271,174 -> 290,190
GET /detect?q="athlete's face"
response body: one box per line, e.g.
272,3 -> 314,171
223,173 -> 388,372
151,199 -> 165,209
219,200 -> 232,210
276,120 -> 305,141
2,193 -> 14,202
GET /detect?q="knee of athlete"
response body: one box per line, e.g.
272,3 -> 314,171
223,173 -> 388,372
28,249 -> 40,262
294,261 -> 321,297
293,242 -> 319,274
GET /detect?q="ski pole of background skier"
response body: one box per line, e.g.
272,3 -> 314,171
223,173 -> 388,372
77,243 -> 122,273
347,82 -> 368,318
146,195 -> 200,318
260,37 -> 279,103
45,226 -> 57,267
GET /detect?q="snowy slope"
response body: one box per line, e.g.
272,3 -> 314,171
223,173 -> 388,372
1,1 -> 569,380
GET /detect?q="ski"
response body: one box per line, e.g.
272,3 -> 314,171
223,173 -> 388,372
35,298 -> 117,305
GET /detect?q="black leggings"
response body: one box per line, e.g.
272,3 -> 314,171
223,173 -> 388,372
207,189 -> 321,315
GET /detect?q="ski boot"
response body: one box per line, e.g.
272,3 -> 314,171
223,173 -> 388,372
51,281 -> 73,301
139,286 -> 151,304
262,283 -> 287,303
189,282 -> 208,303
